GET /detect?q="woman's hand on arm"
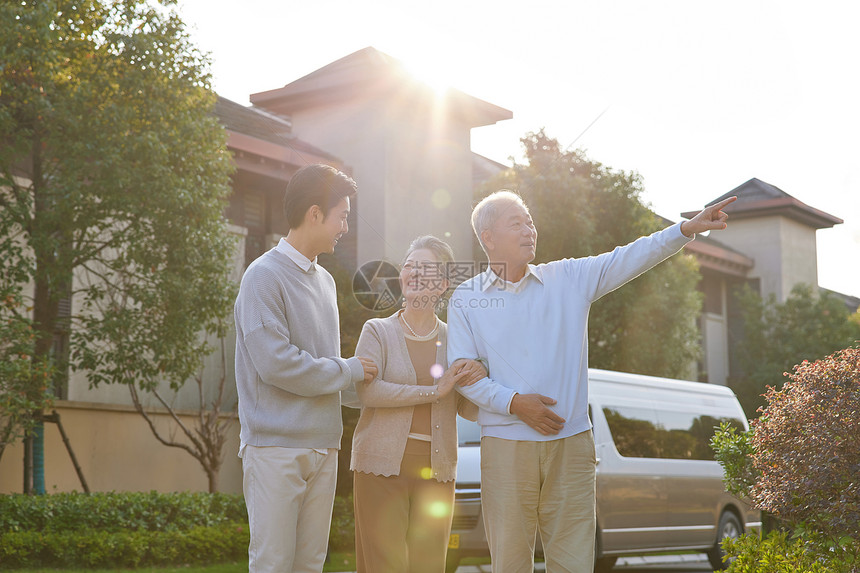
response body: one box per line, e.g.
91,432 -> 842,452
452,358 -> 487,387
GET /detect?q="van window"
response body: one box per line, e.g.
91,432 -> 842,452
603,406 -> 744,460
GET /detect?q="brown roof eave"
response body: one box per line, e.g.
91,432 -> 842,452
683,240 -> 754,278
226,130 -> 343,172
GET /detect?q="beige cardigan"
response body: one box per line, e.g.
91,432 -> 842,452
350,313 -> 478,482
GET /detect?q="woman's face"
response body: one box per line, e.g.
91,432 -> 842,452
400,248 -> 448,307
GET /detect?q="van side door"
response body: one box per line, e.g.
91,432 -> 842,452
593,401 -> 670,552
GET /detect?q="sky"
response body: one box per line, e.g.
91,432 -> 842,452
178,0 -> 860,299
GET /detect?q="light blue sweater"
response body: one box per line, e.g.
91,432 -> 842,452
234,245 -> 364,449
447,222 -> 693,441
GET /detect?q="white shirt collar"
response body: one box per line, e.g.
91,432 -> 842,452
480,263 -> 543,293
275,238 -> 316,272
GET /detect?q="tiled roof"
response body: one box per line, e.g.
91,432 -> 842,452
214,96 -> 340,162
682,177 -> 842,229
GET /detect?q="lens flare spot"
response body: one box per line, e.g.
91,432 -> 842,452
420,466 -> 434,480
431,188 -> 451,210
435,340 -> 442,347
430,363 -> 444,378
428,500 -> 451,518
444,231 -> 452,238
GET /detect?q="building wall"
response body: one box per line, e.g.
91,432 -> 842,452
286,97 -> 476,266
0,401 -> 243,494
778,216 -> 819,296
707,215 -> 818,302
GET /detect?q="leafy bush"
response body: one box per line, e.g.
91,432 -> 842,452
713,346 -> 860,569
722,530 -> 858,573
749,347 -> 860,539
710,422 -> 758,500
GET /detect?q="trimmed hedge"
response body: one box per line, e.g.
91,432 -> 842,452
0,522 -> 249,569
0,491 -> 247,534
0,491 -> 356,568
0,492 -> 249,569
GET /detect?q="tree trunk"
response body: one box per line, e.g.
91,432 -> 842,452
27,134 -> 57,495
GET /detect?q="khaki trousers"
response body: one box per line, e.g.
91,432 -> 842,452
481,431 -> 596,573
353,439 -> 455,573
242,445 -> 338,573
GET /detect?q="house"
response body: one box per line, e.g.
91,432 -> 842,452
681,177 -> 846,386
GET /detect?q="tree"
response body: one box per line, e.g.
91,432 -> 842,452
128,333 -> 236,493
478,130 -> 702,379
732,283 -> 860,417
0,0 -> 236,492
0,276 -> 53,463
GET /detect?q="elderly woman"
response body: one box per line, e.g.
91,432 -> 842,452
350,235 -> 484,573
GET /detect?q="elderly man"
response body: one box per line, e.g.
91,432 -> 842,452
447,190 -> 736,572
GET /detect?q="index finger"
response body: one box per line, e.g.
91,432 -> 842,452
709,196 -> 737,211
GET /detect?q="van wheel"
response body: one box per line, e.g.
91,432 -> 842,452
708,511 -> 741,570
445,551 -> 460,573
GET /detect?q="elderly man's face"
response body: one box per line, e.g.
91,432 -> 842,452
485,201 -> 537,268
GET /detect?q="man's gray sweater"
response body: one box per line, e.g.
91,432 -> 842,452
234,247 -> 364,449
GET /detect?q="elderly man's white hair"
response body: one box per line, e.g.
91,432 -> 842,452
471,190 -> 529,256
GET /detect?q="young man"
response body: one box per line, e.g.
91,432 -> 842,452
447,190 -> 736,572
233,164 -> 377,573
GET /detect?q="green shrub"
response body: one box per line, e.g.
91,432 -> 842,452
0,491 -> 359,568
0,491 -> 247,534
749,347 -> 860,539
722,530 -> 859,573
0,522 -> 249,569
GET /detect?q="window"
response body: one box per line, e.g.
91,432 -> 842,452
603,405 -> 744,460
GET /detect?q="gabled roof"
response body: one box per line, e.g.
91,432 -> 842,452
250,47 -> 513,128
681,177 -> 843,229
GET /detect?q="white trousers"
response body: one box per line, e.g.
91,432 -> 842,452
242,445 -> 338,573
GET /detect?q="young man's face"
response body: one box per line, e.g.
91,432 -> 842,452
317,197 -> 350,255
484,201 -> 537,269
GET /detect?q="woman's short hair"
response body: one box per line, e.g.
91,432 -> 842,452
283,164 -> 357,229
470,190 -> 528,255
403,235 -> 455,279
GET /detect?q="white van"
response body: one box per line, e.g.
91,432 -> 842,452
446,368 -> 761,572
